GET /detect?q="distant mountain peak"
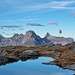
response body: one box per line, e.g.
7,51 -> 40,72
26,30 -> 35,33
13,34 -> 19,37
0,35 -> 4,38
25,30 -> 36,37
45,32 -> 51,38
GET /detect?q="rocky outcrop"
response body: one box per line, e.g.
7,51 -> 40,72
20,50 -> 39,58
0,47 -> 40,65
63,64 -> 75,70
41,42 -> 75,71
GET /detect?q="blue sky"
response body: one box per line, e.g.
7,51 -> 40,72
0,0 -> 75,39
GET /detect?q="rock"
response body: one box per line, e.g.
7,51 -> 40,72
0,56 -> 8,65
63,64 -> 75,70
45,43 -> 55,48
0,48 -> 6,53
42,51 -> 55,55
7,55 -> 19,62
20,50 -> 39,58
42,61 -> 56,65
44,32 -> 74,45
54,52 -> 61,59
41,50 -> 61,58
65,49 -> 75,56
2,52 -> 8,56
23,50 -> 39,55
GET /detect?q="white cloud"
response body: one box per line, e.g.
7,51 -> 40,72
0,0 -> 22,5
0,0 -> 75,15
0,25 -> 23,28
29,1 -> 75,10
0,20 -> 13,22
49,1 -> 75,9
18,18 -> 38,22
0,18 -> 38,22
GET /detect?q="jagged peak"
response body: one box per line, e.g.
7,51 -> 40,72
19,34 -> 24,36
45,32 -> 51,38
0,35 -> 4,38
13,34 -> 19,37
13,33 -> 24,38
26,30 -> 35,34
25,30 -> 36,37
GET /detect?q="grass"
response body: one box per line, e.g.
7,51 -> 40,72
0,43 -> 75,67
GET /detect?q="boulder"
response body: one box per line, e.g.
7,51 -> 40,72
20,50 -> 39,58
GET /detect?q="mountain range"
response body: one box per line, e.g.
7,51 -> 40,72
0,30 -> 74,47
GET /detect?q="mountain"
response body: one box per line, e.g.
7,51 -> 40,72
0,35 -> 4,42
0,30 -> 74,47
44,32 -> 74,45
22,30 -> 47,46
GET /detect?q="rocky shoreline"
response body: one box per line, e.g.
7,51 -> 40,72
0,46 -> 40,65
41,43 -> 75,71
0,43 -> 75,71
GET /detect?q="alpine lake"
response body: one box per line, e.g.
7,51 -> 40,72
0,57 -> 74,75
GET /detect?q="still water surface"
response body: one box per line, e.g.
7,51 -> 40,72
0,57 -> 74,75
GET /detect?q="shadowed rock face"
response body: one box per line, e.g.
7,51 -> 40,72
0,30 -> 74,47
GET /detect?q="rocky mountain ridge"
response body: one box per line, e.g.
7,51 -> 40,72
45,32 -> 74,45
0,30 -> 74,47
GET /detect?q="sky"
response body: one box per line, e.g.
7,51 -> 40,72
0,0 -> 75,39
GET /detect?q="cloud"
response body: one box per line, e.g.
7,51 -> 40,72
0,18 -> 38,22
30,1 -> 75,10
0,0 -> 75,15
47,22 -> 58,26
70,13 -> 75,17
0,0 -> 22,5
0,20 -> 13,22
15,1 -> 75,13
27,23 -> 44,26
18,18 -> 38,22
12,1 -> 75,11
0,25 -> 23,28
